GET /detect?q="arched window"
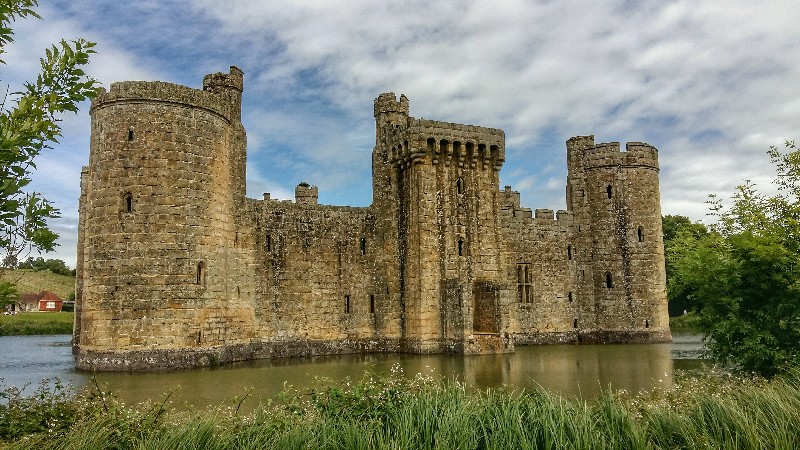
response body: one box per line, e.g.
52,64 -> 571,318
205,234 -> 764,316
605,272 -> 613,289
127,128 -> 134,141
457,239 -> 464,256
606,184 -> 613,199
573,318 -> 578,329
196,261 -> 206,286
456,178 -> 463,195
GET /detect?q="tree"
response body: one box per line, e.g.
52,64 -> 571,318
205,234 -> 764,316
662,215 -> 708,316
0,0 -> 99,267
667,140 -> 800,378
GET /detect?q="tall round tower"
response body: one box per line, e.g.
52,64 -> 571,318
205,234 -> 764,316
579,141 -> 670,342
75,67 -> 249,370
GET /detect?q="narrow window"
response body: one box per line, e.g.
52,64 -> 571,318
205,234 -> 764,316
573,318 -> 578,329
645,319 -> 649,329
359,238 -> 366,255
605,272 -> 613,289
196,262 -> 206,286
637,226 -> 644,243
516,263 -> 532,303
128,128 -> 134,141
266,234 -> 271,252
456,178 -> 463,194
370,294 -> 375,314
457,239 -> 463,256
606,184 -> 612,199
124,192 -> 133,212
568,292 -> 573,302
567,245 -> 572,260
345,295 -> 351,314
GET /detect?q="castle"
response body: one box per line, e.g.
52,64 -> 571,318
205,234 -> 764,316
74,67 -> 670,371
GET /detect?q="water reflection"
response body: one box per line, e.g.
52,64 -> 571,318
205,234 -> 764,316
0,334 -> 706,410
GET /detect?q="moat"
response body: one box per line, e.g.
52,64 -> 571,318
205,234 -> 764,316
1,334 -> 706,410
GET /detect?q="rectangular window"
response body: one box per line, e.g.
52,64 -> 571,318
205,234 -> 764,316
516,263 -> 532,303
359,238 -> 366,255
369,294 -> 375,314
46,301 -> 56,309
345,295 -> 351,314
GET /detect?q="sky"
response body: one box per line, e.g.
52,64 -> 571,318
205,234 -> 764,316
2,0 -> 799,268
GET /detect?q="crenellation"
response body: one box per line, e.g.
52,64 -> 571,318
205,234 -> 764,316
75,69 -> 670,371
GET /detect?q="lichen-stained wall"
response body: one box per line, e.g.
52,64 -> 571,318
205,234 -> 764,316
249,200 -> 402,342
75,68 -> 670,371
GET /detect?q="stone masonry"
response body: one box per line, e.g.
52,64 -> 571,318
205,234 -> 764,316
74,67 -> 671,371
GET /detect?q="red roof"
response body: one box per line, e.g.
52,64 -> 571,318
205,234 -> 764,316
18,291 -> 62,304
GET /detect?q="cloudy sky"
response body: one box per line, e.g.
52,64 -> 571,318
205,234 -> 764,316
3,0 -> 799,268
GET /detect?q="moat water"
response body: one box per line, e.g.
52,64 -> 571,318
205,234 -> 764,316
0,334 -> 707,410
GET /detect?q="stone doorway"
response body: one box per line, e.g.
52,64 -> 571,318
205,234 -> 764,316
472,282 -> 498,333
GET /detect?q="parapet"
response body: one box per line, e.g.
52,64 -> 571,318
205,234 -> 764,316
374,92 -> 409,118
91,67 -> 243,124
580,140 -> 659,171
203,66 -> 244,93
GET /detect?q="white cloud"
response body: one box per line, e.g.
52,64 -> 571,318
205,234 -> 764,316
6,0 -> 800,266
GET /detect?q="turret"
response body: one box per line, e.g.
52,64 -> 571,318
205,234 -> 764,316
75,69 -> 250,370
568,138 -> 670,342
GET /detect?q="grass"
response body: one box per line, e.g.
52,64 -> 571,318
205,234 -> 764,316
670,313 -> 702,334
0,269 -> 75,300
0,312 -> 73,336
2,366 -> 800,449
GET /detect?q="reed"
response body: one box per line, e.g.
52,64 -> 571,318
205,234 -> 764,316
3,368 -> 800,449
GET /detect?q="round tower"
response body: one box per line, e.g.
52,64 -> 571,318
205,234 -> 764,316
581,141 -> 670,342
76,69 -> 246,370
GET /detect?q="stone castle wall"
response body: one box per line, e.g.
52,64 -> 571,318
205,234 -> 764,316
74,69 -> 670,371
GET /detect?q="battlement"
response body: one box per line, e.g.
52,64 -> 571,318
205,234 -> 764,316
203,66 -> 244,93
374,92 -> 409,118
91,80 -> 236,123
499,186 -> 574,226
581,141 -> 659,171
385,117 -> 505,169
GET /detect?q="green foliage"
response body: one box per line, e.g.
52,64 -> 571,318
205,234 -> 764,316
0,279 -> 15,308
3,369 -> 800,449
0,379 -> 77,442
0,0 -> 99,264
662,215 -> 708,316
668,140 -> 800,378
16,257 -> 70,275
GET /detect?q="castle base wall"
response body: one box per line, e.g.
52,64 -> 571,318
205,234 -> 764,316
74,330 -> 668,371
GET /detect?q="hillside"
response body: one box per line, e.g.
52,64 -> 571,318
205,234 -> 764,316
1,269 -> 75,300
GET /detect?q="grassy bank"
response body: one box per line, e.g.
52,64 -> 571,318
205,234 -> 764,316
2,366 -> 799,449
0,312 -> 73,336
669,313 -> 702,334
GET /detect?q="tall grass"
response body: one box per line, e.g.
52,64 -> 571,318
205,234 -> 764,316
3,367 -> 800,449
